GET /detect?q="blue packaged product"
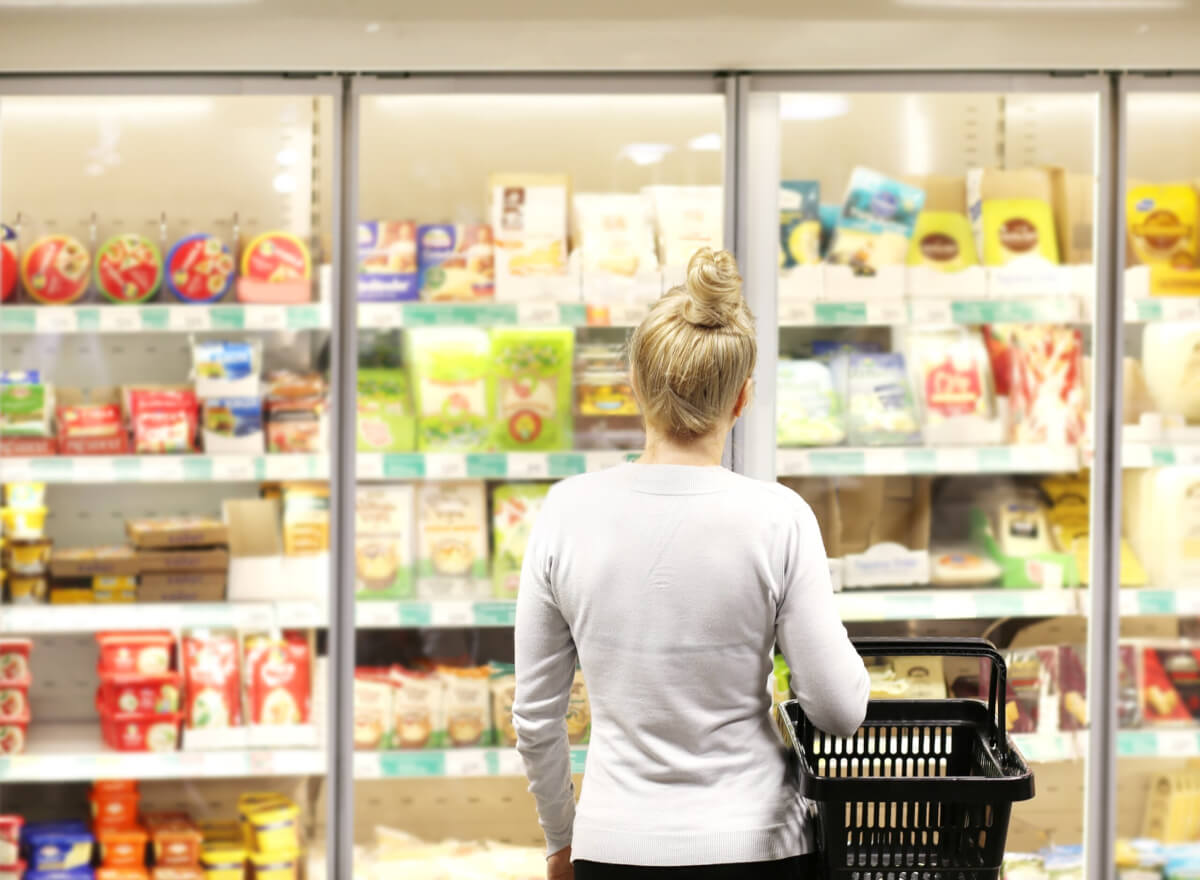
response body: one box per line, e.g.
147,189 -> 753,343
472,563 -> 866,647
164,233 -> 235,304
358,220 -> 418,302
192,339 -> 262,398
828,167 -> 926,276
203,397 -> 264,437
416,223 -> 494,302
25,872 -> 94,880
779,181 -> 821,268
22,820 -> 94,873
818,203 -> 839,258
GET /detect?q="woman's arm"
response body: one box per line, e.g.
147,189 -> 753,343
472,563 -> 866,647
776,500 -> 870,738
513,497 -> 579,857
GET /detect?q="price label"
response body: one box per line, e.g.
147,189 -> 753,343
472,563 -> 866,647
775,449 -> 811,476
277,601 -> 324,628
140,458 -> 185,482
245,306 -> 287,331
232,603 -> 275,631
863,449 -> 908,475
909,300 -> 953,325
359,303 -> 403,329
266,455 -> 311,480
1165,300 -> 1200,322
425,454 -> 467,480
73,459 -> 117,483
1173,446 -> 1200,467
356,603 -> 400,628
609,303 -> 649,326
444,750 -> 490,777
497,750 -> 525,776
777,299 -> 815,326
35,308 -> 75,333
247,751 -> 275,775
431,601 -> 474,627
1158,730 -> 1200,758
866,300 -> 907,325
99,308 -> 141,332
936,448 -> 978,474
1118,590 -> 1140,616
168,307 -> 209,332
0,459 -> 34,482
517,301 -> 560,325
584,451 -> 628,472
506,453 -> 549,479
353,752 -> 382,779
356,454 -> 384,480
213,456 -> 257,482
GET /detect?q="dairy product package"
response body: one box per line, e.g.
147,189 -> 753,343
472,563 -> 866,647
909,327 -> 994,427
1127,183 -> 1198,269
491,483 -> 550,598
489,327 -> 574,451
844,353 -> 922,446
572,193 -> 658,276
1006,325 -> 1084,445
416,223 -> 494,301
826,168 -> 925,276
642,185 -> 723,269
779,181 -> 821,267
489,173 -> 568,298
1141,321 -> 1200,420
906,211 -> 978,273
776,359 -> 845,447
416,482 -> 488,590
981,199 -> 1060,266
407,329 -> 491,452
357,221 -> 418,302
355,486 -> 415,600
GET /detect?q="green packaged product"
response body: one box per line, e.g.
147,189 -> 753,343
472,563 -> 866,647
408,329 -> 491,452
492,482 -> 551,598
489,327 -> 574,451
356,368 -> 416,453
1,371 -> 53,437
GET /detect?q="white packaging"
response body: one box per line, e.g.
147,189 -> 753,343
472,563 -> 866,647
572,193 -> 658,277
489,173 -> 569,300
642,185 -> 723,269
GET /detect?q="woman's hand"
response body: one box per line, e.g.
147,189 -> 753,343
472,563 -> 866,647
547,845 -> 573,880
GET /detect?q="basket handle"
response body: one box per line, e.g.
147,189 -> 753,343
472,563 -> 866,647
853,636 -> 1007,747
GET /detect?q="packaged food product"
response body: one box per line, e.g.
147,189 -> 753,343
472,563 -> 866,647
98,703 -> 182,752
1,508 -> 47,540
94,574 -> 138,591
356,369 -> 415,453
489,173 -> 568,296
929,547 -> 1001,587
358,220 -> 418,302
0,225 -> 16,303
981,199 -> 1060,266
240,232 -> 311,283
23,821 -> 94,872
142,813 -> 202,867
355,485 -> 415,599
97,868 -> 151,880
264,372 -> 327,454
127,518 -> 228,550
97,825 -> 148,868
491,483 -> 550,598
244,633 -> 311,725
5,481 -> 44,509
779,180 -> 821,268
1142,646 -> 1197,726
0,814 -> 22,865
50,585 -> 93,605
164,233 -> 235,303
248,849 -> 299,880
391,666 -> 443,749
182,632 -> 240,729
906,210 -> 979,272
192,340 -> 262,398
135,546 -> 228,575
1127,183 -> 1198,268
20,234 -> 90,304
572,193 -> 658,276
90,786 -> 140,829
96,632 -> 174,676
126,387 -> 199,454
0,717 -> 26,754
0,686 -> 28,719
354,668 -> 393,750
56,386 -> 129,455
909,327 -> 994,428
490,664 -> 517,747
279,482 -> 328,557
0,640 -> 31,685
200,842 -> 246,880
407,329 -> 491,452
7,538 -> 50,574
827,168 -> 925,275
440,666 -> 491,747
776,360 -> 845,447
1006,325 -> 1085,445
94,233 -> 162,304
417,223 -> 495,301
567,669 -> 591,745
238,795 -> 300,853
1,371 -> 53,438
201,397 -> 263,454
416,482 -> 488,587
489,327 -> 574,451
845,353 -> 922,446
197,822 -> 241,844
642,185 -> 724,268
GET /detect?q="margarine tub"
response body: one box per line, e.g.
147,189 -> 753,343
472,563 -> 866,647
201,841 -> 247,880
249,849 -> 299,880
239,795 -> 299,853
4,482 -> 45,510
1,507 -> 46,540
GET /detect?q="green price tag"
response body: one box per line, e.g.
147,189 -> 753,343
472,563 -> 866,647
548,453 -> 587,478
1136,300 -> 1164,322
974,592 -> 1026,618
558,303 -> 588,325
74,308 -> 100,331
211,307 -> 245,330
1117,732 -> 1157,758
814,302 -> 868,325
381,752 -> 446,778
286,305 -> 320,328
569,748 -> 588,775
904,449 -> 937,472
140,307 -> 169,330
1138,591 -> 1176,615
383,454 -> 425,479
396,602 -> 434,627
183,458 -> 214,482
0,308 -> 35,332
474,601 -> 517,627
1151,447 -> 1177,467
977,448 -> 1013,472
467,454 -> 507,478
809,451 -> 866,475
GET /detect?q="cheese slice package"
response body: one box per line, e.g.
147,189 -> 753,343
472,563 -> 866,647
1127,183 -> 1199,269
981,199 -> 1060,266
826,168 -> 926,276
906,211 -> 979,273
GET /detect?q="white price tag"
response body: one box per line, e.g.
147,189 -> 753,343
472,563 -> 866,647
168,307 -> 210,332
0,458 -> 34,482
213,456 -> 256,482
1118,590 -> 1140,616
909,300 -> 953,325
425,454 -> 467,480
777,299 -> 815,326
444,750 -> 489,777
232,603 -> 275,631
245,306 -> 287,331
517,301 -> 560,325
866,300 -> 907,325
775,449 -> 811,476
356,454 -> 384,480
1158,730 -> 1199,758
1165,300 -> 1200,322
1173,446 -> 1200,467
938,595 -> 977,620
1175,591 -> 1200,616
140,458 -> 185,482
73,458 -> 117,483
506,453 -> 549,479
35,308 -> 75,333
609,303 -> 649,326
356,603 -> 399,628
431,601 -> 474,627
276,601 -> 323,628
497,749 -> 525,776
99,308 -> 140,333
353,752 -> 382,779
936,448 -> 977,474
584,452 -> 628,472
359,303 -> 403,329
863,449 -> 907,475
1039,561 -> 1064,592
266,455 -> 310,480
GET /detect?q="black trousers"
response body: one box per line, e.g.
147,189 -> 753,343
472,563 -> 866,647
574,853 -> 818,879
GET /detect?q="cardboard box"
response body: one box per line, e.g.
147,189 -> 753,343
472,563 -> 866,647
223,497 -> 328,601
139,571 -> 226,602
56,386 -> 130,456
127,518 -> 229,550
903,173 -> 967,213
50,546 -> 140,578
838,476 -> 932,588
1048,167 -> 1095,266
137,547 -> 229,574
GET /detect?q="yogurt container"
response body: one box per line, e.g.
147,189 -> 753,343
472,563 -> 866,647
248,850 -> 299,880
143,813 -> 202,867
97,703 -> 182,753
0,814 -> 23,865
0,640 -> 31,685
1,507 -> 47,540
0,718 -> 26,755
238,794 -> 299,853
241,232 -> 310,283
8,539 -> 51,575
10,575 -> 46,605
23,820 -> 94,872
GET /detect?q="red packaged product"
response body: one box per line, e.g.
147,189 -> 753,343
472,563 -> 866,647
182,632 -> 241,730
96,699 -> 182,752
0,862 -> 23,880
0,686 -> 29,719
142,812 -> 202,867
126,388 -> 198,454
0,717 -> 27,755
98,868 -> 151,880
0,814 -> 23,866
151,868 -> 204,880
245,633 -> 311,725
0,640 -> 31,686
96,632 -> 174,676
1005,325 -> 1085,446
97,824 -> 149,868
57,400 -> 129,456
92,779 -> 138,796
90,787 -> 140,829
97,670 -> 182,715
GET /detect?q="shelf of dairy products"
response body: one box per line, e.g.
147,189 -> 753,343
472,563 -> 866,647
0,301 -> 332,335
0,723 -> 325,782
776,446 -> 1081,477
0,600 -> 325,634
353,747 -> 587,780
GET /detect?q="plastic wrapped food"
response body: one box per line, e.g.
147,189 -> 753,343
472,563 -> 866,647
845,353 -> 922,446
1006,325 -> 1085,445
572,193 -> 658,276
0,371 -> 53,438
182,632 -> 241,729
827,168 -> 925,275
20,234 -> 90,304
776,359 -> 845,447
489,328 -> 574,451
408,329 -> 491,452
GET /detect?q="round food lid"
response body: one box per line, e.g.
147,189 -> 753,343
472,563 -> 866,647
20,234 -> 91,305
165,233 -> 235,303
241,231 -> 311,283
94,233 -> 163,304
1,224 -> 16,303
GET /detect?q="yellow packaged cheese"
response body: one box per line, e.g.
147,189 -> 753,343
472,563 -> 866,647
981,199 -> 1060,266
1127,183 -> 1198,269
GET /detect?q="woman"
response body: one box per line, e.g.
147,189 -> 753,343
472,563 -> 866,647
513,248 -> 871,880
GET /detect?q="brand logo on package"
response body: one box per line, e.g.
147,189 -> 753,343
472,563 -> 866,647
920,233 -> 959,263
999,218 -> 1039,254
1134,210 -> 1192,252
870,190 -> 898,219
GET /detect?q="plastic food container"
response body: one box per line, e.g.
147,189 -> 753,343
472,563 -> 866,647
200,842 -> 246,880
249,850 -> 299,880
24,820 -> 95,872
97,632 -> 174,676
97,701 -> 182,753
98,867 -> 151,880
1,507 -> 47,539
151,867 -> 204,880
0,814 -> 23,865
97,670 -> 182,715
165,234 -> 234,304
0,640 -> 31,685
0,685 -> 29,718
97,825 -> 148,868
0,717 -> 27,754
90,787 -> 140,829
94,233 -> 163,304
239,796 -> 299,854
143,812 -> 201,867
93,779 -> 138,795
10,575 -> 47,605
4,482 -> 45,509
8,539 -> 52,575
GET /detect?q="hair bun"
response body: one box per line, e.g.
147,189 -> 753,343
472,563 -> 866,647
681,247 -> 744,328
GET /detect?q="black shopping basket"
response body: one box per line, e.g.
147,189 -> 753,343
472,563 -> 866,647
777,637 -> 1034,880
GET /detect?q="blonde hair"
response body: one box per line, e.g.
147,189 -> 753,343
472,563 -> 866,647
629,248 -> 757,441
